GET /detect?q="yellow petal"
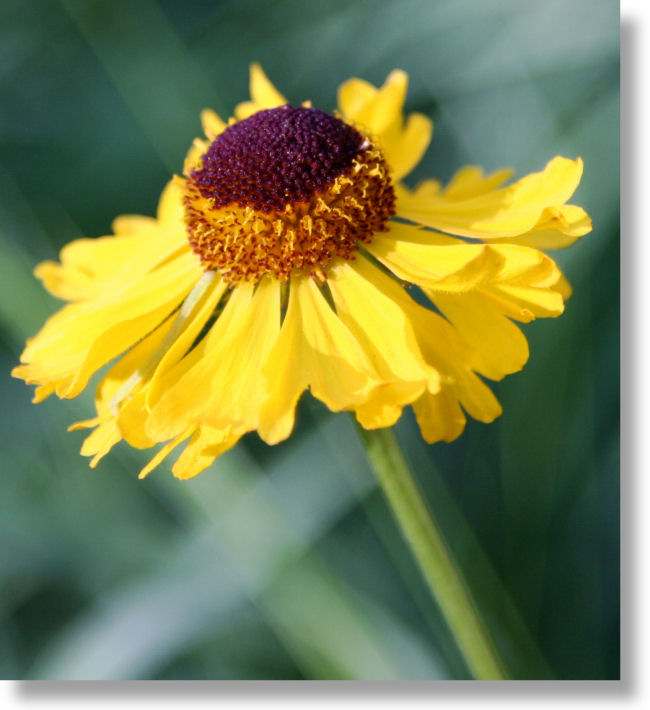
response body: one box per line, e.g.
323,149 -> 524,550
232,101 -> 260,121
112,215 -> 157,236
172,426 -> 240,480
369,222 -> 569,326
384,112 -> 433,182
147,278 -> 280,441
475,245 -> 567,320
329,255 -> 444,429
235,63 -> 287,120
258,276 -> 379,445
341,69 -> 409,135
488,205 -> 592,249
551,271 -> 573,300
327,251 -> 506,431
485,243 -> 558,284
250,62 -> 287,107
337,78 -> 378,121
328,256 -> 438,389
98,299 -> 184,412
89,278 -> 227,462
371,283 -> 503,426
397,157 -> 591,244
486,284 -> 564,319
36,180 -> 187,303
156,177 -> 187,227
32,383 -> 56,403
34,228 -> 185,303
68,417 -> 99,431
398,179 -> 441,200
367,225 -> 503,293
117,391 -> 156,449
412,388 -> 467,444
146,276 -> 228,408
200,108 -> 226,139
80,421 -> 122,468
338,70 -> 432,181
428,291 -> 529,380
441,166 -> 515,201
183,138 -> 210,175
138,428 -> 193,479
17,251 -> 201,398
355,381 -> 426,429
104,274 -> 225,450
449,370 -> 502,425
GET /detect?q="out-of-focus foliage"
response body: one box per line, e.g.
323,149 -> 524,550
0,0 -> 618,680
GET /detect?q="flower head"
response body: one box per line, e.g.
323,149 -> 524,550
13,64 -> 592,479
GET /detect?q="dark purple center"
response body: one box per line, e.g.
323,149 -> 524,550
191,105 -> 364,213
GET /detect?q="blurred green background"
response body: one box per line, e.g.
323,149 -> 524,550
0,0 -> 619,680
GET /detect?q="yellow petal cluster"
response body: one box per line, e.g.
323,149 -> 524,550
13,64 -> 591,479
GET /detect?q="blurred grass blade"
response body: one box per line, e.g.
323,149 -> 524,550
30,424 -> 444,679
60,0 -> 226,171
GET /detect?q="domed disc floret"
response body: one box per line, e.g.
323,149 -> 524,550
183,105 -> 396,283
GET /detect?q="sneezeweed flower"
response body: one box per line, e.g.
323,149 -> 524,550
13,64 -> 591,480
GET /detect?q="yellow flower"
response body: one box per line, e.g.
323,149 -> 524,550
13,64 -> 592,480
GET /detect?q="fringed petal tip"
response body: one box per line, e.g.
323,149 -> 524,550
337,68 -> 433,182
233,62 -> 288,120
396,156 -> 591,248
136,426 -> 240,481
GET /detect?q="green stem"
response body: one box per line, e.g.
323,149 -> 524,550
357,425 -> 507,680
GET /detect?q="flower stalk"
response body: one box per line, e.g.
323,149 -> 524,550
357,425 -> 507,680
